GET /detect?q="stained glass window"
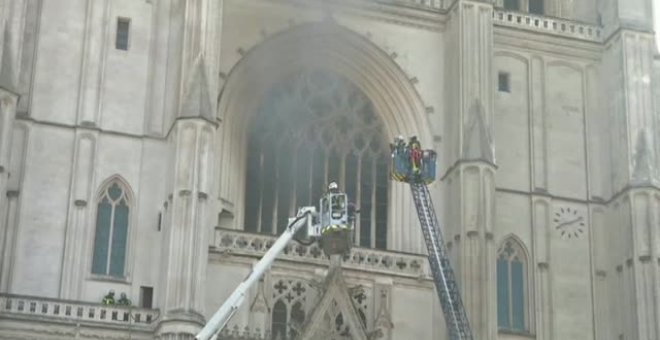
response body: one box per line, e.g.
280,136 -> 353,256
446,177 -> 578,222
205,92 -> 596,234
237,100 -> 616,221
92,181 -> 130,277
497,238 -> 528,332
245,70 -> 389,249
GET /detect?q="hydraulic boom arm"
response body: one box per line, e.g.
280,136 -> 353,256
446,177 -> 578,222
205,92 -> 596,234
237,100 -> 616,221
195,208 -> 315,340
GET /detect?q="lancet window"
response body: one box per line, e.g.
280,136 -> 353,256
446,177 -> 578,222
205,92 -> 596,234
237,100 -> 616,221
497,238 -> 529,332
91,180 -> 131,277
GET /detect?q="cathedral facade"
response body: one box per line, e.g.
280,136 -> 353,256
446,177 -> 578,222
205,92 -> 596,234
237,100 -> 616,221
0,0 -> 658,339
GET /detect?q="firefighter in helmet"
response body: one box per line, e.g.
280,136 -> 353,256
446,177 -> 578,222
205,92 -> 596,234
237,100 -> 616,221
409,136 -> 423,177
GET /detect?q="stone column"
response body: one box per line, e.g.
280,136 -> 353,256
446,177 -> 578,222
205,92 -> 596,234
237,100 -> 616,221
0,88 -> 17,292
156,53 -> 217,338
443,1 -> 497,339
59,132 -> 97,299
155,0 -> 222,336
157,120 -> 215,337
599,2 -> 660,338
532,196 -> 553,340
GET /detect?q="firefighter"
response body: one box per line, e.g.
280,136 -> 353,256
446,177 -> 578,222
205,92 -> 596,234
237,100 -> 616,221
102,290 -> 116,305
347,202 -> 359,226
409,136 -> 423,177
117,293 -> 132,306
328,181 -> 340,194
323,182 -> 349,234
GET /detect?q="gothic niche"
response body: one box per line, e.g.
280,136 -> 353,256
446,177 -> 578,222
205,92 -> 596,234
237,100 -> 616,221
244,70 -> 390,249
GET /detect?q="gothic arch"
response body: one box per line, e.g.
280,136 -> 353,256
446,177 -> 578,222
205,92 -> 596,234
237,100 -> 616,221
496,234 -> 534,333
95,174 -> 135,203
216,22 -> 431,252
88,175 -> 136,278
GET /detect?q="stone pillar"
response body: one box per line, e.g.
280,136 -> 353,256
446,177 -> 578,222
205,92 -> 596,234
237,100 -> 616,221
0,88 -> 17,292
599,2 -> 660,338
59,132 -> 97,299
443,1 -> 497,339
157,118 -> 215,337
532,196 -> 553,340
155,0 -> 222,336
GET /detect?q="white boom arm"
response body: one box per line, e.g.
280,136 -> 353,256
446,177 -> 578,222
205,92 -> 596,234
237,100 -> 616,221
195,208 -> 316,340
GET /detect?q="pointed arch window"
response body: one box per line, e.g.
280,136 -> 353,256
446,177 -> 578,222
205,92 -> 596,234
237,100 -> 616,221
91,181 -> 130,277
271,300 -> 288,340
245,70 -> 389,249
497,238 -> 529,332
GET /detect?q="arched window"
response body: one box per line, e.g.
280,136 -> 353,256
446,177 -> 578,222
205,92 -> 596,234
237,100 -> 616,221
91,180 -> 130,277
244,70 -> 389,249
497,238 -> 528,332
271,300 -> 288,340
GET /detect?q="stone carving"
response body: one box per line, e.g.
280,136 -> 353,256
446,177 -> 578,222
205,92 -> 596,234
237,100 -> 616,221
298,266 -> 369,340
215,229 -> 430,279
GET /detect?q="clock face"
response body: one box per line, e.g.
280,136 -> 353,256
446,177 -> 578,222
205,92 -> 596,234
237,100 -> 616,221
553,207 -> 585,239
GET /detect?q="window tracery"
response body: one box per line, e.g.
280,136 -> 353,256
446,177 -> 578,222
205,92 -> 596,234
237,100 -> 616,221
270,278 -> 314,339
91,180 -> 131,277
497,238 -> 529,332
245,70 -> 389,249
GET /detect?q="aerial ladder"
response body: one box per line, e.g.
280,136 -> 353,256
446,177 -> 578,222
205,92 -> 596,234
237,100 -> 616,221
196,184 -> 354,340
197,137 -> 473,340
391,135 -> 474,340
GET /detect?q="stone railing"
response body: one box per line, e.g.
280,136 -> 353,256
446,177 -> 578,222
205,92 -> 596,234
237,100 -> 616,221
213,228 -> 431,280
493,9 -> 602,42
0,293 -> 160,329
375,0 -> 443,10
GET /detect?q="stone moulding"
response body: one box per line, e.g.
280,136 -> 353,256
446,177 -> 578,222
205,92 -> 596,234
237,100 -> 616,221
212,228 -> 432,280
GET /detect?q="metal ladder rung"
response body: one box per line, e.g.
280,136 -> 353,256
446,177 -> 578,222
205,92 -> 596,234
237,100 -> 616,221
409,183 -> 474,340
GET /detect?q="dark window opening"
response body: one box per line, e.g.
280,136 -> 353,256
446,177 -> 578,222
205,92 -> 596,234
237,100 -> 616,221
157,212 -> 162,232
244,70 -> 389,249
271,300 -> 287,340
139,286 -> 153,309
498,72 -> 511,93
115,18 -> 130,51
529,0 -> 544,15
503,0 -> 520,11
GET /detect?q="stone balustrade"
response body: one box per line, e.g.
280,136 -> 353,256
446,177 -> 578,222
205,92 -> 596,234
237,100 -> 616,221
493,9 -> 602,42
0,293 -> 160,329
213,228 -> 432,279
376,0 -> 443,10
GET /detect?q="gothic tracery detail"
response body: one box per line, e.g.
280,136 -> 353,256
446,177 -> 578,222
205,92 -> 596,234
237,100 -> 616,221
245,70 -> 389,249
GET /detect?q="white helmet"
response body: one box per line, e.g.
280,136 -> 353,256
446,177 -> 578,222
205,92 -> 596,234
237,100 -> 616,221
328,182 -> 338,190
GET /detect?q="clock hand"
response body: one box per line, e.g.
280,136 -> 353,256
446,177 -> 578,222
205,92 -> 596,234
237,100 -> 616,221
556,216 -> 584,229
